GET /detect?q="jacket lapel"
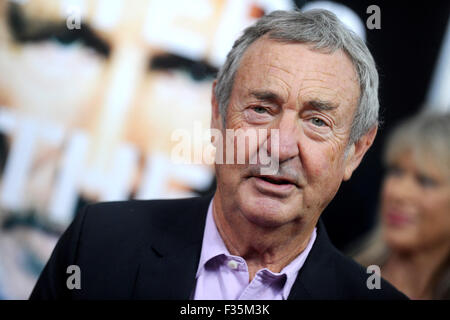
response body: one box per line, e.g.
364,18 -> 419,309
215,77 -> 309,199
288,219 -> 339,299
132,194 -> 339,300
132,194 -> 213,299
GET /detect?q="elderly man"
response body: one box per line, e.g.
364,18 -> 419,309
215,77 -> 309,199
30,10 -> 407,300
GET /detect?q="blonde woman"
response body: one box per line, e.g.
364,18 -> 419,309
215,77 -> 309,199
353,112 -> 450,299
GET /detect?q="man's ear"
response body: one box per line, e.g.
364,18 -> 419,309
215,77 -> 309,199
211,80 -> 222,133
343,125 -> 378,181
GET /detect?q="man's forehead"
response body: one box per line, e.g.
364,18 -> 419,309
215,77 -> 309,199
243,37 -> 357,78
237,37 -> 360,104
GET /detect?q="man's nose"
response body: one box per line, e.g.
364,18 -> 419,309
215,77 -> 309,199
267,111 -> 300,163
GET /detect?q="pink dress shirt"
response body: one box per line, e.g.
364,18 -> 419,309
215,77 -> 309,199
192,199 -> 317,300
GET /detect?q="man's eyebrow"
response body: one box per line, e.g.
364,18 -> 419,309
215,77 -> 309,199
7,3 -> 110,57
250,90 -> 284,104
306,99 -> 339,111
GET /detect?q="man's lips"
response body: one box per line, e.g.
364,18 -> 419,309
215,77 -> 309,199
254,175 -> 298,187
249,175 -> 298,197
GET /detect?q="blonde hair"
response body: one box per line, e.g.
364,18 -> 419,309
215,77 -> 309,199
384,111 -> 450,180
351,111 -> 450,299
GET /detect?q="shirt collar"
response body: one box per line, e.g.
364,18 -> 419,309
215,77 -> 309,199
196,197 -> 317,299
196,198 -> 230,278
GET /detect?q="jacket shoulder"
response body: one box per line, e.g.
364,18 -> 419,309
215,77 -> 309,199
76,196 -> 209,265
80,197 -> 201,236
331,248 -> 408,299
30,195 -> 210,299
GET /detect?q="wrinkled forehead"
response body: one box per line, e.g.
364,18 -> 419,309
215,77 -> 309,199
242,36 -> 358,80
235,37 -> 360,107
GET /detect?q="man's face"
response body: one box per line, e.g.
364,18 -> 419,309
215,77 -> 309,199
212,37 -> 363,228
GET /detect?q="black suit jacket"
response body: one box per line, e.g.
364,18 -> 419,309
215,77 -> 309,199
30,194 -> 407,299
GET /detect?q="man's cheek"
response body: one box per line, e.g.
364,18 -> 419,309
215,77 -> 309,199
325,142 -> 348,176
304,146 -> 332,180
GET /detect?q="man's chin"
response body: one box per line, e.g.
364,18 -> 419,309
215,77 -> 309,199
236,181 -> 300,228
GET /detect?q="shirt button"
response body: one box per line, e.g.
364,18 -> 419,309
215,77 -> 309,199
227,260 -> 239,270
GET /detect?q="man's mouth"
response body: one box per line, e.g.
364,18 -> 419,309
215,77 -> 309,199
250,174 -> 298,197
256,175 -> 296,186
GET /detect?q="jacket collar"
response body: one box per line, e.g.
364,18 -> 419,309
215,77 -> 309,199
133,193 -> 338,300
288,219 -> 339,299
133,193 -> 212,299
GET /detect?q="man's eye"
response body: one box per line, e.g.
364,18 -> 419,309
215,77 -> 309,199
252,106 -> 267,114
310,117 -> 326,127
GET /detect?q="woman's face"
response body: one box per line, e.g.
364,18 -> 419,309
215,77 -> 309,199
381,151 -> 450,251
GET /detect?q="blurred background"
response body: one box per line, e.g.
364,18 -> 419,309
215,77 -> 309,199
0,0 -> 448,299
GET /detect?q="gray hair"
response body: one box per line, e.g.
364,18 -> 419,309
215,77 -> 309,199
384,111 -> 450,180
214,9 -> 379,144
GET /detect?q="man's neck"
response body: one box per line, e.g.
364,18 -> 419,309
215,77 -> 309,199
212,193 -> 316,281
